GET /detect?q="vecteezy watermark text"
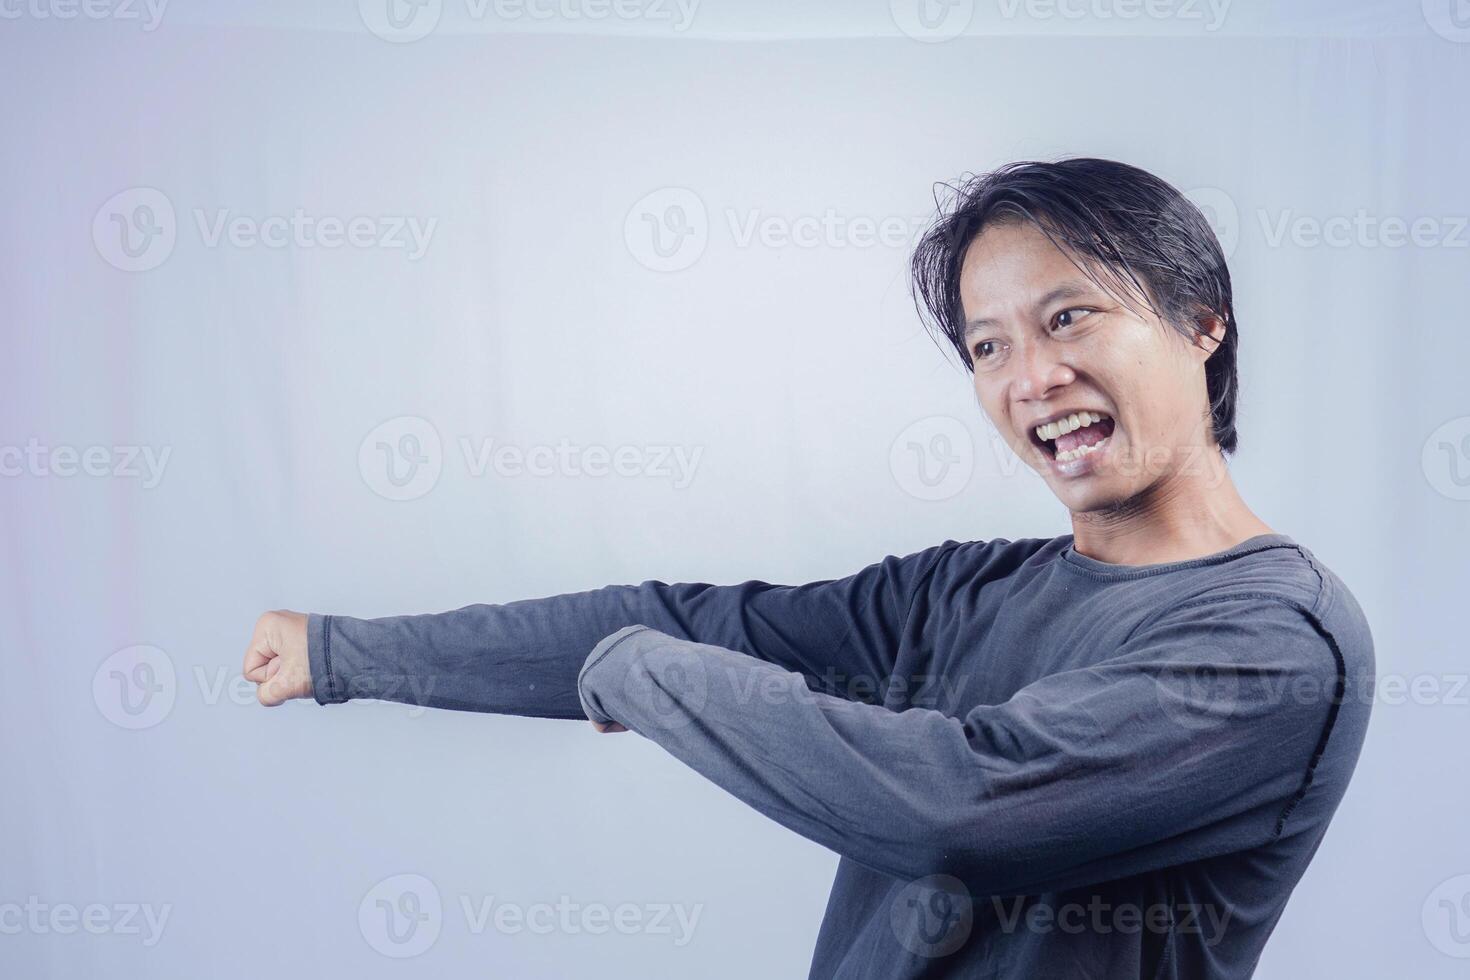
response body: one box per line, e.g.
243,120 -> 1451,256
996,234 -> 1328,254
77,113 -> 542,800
1258,209 -> 1470,249
92,187 -> 438,272
357,874 -> 702,957
92,645 -> 438,729
995,0 -> 1231,30
623,187 -> 931,272
0,0 -> 167,30
0,898 -> 172,947
458,437 -> 702,486
358,0 -> 701,43
193,209 -> 436,259
358,416 -> 704,501
0,439 -> 170,489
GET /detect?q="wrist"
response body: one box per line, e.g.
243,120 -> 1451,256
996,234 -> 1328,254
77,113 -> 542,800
307,612 -> 347,705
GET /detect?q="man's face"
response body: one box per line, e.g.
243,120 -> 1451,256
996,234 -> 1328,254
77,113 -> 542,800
958,219 -> 1218,514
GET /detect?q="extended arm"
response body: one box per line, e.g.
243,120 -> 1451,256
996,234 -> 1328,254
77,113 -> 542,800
287,542 -> 958,716
576,594 -> 1349,896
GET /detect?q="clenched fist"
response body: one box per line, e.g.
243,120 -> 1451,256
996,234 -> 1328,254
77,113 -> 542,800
243,610 -> 313,706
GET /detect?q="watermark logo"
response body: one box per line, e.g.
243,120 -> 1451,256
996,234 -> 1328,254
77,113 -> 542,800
889,415 -> 974,501
93,187 -> 436,271
890,0 -> 974,41
0,898 -> 172,946
103,656 -> 436,725
0,0 -> 168,30
1183,186 -> 1239,260
358,417 -> 702,502
1146,664 -> 1464,720
891,874 -> 973,957
360,874 -> 443,958
1153,653 -> 1243,733
482,0 -> 699,30
1423,0 -> 1470,42
93,188 -> 176,272
359,0 -> 443,42
93,645 -> 177,730
0,440 -> 171,488
359,416 -> 444,502
359,0 -> 699,41
1258,209 -> 1468,249
459,437 -> 701,487
726,208 -> 923,251
359,421 -> 703,501
1423,416 -> 1470,501
357,873 -> 702,954
987,895 -> 1231,944
625,188 -> 707,272
1169,187 -> 1468,256
626,190 -> 929,270
1423,874 -> 1470,958
994,0 -> 1231,31
192,210 -> 437,258
460,893 -> 702,942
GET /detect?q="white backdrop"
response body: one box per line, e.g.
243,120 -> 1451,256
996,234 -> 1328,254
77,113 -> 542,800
3,2 -> 1468,977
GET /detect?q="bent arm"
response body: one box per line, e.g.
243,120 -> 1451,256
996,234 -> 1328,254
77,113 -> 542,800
576,596 -> 1351,896
308,542 -> 957,716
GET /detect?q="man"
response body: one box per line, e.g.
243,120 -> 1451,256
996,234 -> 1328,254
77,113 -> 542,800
244,159 -> 1372,978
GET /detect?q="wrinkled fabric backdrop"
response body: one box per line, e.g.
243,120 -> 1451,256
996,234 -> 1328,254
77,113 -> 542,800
2,1 -> 1467,977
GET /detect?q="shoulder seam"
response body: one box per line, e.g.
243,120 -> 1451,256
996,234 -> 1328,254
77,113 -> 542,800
1288,543 -> 1335,620
1263,596 -> 1348,840
901,539 -> 970,628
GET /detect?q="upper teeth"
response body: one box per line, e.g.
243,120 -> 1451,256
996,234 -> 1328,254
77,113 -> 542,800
1035,412 -> 1106,442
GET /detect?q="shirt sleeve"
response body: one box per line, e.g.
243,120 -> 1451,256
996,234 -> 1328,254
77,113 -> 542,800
575,593 -> 1349,896
306,542 -> 957,717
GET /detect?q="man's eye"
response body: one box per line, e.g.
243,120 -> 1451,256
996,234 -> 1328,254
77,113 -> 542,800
1054,307 -> 1095,330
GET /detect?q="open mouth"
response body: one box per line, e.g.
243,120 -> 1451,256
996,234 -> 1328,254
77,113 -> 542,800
1030,411 -> 1116,464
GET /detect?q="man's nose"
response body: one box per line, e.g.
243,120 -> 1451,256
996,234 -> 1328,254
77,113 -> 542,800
1010,338 -> 1076,401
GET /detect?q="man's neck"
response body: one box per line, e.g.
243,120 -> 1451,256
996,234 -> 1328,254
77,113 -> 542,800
1068,451 -> 1274,567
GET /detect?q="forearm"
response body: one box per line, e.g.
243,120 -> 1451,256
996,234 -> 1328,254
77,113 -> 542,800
577,623 -> 1332,895
577,625 -> 977,879
309,583 -> 700,717
306,553 -> 927,716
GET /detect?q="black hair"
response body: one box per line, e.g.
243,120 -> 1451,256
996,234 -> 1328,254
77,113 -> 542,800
910,157 -> 1239,454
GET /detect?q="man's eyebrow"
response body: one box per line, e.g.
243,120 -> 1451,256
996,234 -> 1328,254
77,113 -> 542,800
962,280 -> 1099,340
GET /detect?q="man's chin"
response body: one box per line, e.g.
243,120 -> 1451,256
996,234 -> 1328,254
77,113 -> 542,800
1046,476 -> 1138,517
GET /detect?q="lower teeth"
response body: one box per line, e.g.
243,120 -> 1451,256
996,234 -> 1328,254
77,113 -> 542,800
1056,439 -> 1106,463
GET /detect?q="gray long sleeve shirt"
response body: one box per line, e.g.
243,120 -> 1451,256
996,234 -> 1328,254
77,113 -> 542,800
307,533 -> 1374,978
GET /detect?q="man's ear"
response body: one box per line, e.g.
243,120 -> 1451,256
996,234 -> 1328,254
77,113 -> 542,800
1193,312 -> 1228,360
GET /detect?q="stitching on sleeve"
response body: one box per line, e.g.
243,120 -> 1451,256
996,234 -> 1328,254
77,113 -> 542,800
322,614 -> 337,702
578,625 -> 654,696
1269,602 -> 1348,839
1120,592 -> 1350,843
